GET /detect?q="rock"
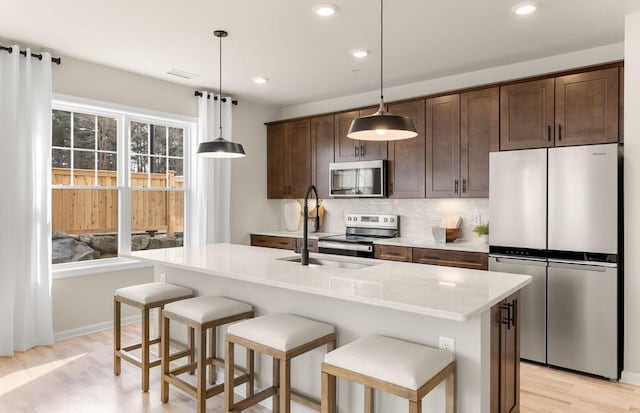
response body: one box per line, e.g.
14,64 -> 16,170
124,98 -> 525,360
175,238 -> 183,247
73,243 -> 99,261
148,235 -> 177,250
91,235 -> 118,254
132,234 -> 151,251
79,233 -> 93,244
53,238 -> 99,263
52,231 -> 69,240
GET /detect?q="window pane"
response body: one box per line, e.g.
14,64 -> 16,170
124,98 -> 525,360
52,188 -> 118,263
131,121 -> 148,154
151,156 -> 166,174
98,152 -> 117,171
52,110 -> 71,148
74,150 -> 95,170
98,117 -> 117,151
52,148 -> 71,168
151,125 -> 167,155
130,155 -> 148,173
168,127 -> 183,157
131,190 -> 183,250
74,113 -> 96,149
169,158 -> 183,179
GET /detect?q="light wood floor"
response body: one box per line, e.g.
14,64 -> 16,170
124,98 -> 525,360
1,324 -> 639,412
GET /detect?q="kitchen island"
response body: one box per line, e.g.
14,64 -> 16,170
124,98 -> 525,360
124,243 -> 530,413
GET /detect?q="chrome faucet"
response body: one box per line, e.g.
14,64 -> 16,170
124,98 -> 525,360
302,184 -> 320,265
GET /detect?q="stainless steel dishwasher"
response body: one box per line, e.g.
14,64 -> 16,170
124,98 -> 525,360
489,255 -> 547,364
547,259 -> 619,379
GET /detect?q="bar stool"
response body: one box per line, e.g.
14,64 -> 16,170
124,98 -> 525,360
224,313 -> 337,413
321,335 -> 456,413
160,296 -> 254,413
113,282 -> 194,391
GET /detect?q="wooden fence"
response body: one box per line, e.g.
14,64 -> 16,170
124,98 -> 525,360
52,168 -> 184,235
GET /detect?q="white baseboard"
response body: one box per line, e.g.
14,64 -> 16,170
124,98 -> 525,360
54,315 -> 141,342
621,370 -> 640,385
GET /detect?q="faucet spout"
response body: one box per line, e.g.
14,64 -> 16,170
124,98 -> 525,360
302,184 -> 320,265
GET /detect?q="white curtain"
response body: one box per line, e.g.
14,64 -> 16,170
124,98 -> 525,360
0,47 -> 54,355
186,93 -> 234,246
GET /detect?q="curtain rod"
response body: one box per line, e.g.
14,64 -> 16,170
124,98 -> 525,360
0,45 -> 62,65
194,91 -> 238,105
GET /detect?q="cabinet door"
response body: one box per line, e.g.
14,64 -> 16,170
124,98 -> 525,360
425,94 -> 461,198
387,100 -> 426,198
267,123 -> 289,198
555,68 -> 619,146
460,88 -> 499,198
334,111 -> 360,162
359,106 -> 388,161
374,245 -> 412,262
250,234 -> 295,250
500,79 -> 554,150
490,292 -> 521,413
311,115 -> 334,198
287,119 -> 312,198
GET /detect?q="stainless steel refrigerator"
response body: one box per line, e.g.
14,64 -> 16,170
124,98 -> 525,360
489,143 -> 621,379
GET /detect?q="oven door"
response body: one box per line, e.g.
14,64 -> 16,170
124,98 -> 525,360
317,240 -> 374,258
330,160 -> 385,197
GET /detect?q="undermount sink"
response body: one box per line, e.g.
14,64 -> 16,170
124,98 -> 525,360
278,255 -> 376,270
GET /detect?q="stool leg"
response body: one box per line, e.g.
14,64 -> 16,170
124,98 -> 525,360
113,299 -> 121,376
196,327 -> 207,413
409,400 -> 421,413
321,371 -> 336,413
189,326 -> 195,375
208,328 -> 216,384
280,359 -> 291,413
141,307 -> 150,392
161,314 -> 170,403
272,358 -> 280,413
446,371 -> 456,413
246,347 -> 255,397
224,340 -> 235,413
364,386 -> 374,413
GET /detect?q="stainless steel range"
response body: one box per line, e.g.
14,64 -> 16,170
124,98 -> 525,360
318,213 -> 399,258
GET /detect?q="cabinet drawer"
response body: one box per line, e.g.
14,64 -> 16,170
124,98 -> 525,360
250,235 -> 295,250
374,245 -> 413,262
413,248 -> 488,270
295,238 -> 319,252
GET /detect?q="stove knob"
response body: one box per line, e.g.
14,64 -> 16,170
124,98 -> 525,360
384,218 -> 388,222
347,217 -> 352,221
353,217 -> 358,221
390,218 -> 395,222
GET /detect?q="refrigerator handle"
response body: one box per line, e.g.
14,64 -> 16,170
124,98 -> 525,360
548,261 -> 613,272
454,179 -> 459,194
490,256 -> 547,266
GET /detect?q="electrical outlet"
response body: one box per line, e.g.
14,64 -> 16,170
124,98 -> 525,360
469,214 -> 481,226
439,336 -> 455,353
159,273 -> 167,283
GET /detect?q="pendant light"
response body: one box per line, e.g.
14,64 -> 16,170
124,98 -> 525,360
197,30 -> 246,158
347,0 -> 417,141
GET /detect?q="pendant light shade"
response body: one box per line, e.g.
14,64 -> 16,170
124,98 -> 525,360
197,30 -> 246,158
347,0 -> 416,141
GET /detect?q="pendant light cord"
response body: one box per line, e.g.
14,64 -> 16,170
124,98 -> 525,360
219,33 -> 223,138
379,0 -> 385,112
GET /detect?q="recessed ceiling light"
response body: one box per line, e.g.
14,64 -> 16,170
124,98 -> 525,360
313,3 -> 338,17
512,2 -> 537,15
252,76 -> 268,84
352,49 -> 369,59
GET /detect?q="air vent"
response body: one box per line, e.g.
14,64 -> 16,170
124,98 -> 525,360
166,69 -> 200,80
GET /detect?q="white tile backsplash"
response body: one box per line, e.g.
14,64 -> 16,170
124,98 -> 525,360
280,198 -> 489,242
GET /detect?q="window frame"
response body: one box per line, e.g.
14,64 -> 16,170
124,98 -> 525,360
51,94 -> 197,279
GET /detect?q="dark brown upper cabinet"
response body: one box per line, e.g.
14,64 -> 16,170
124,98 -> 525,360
267,119 -> 311,199
387,100 -> 426,198
334,107 -> 387,162
311,115 -> 334,198
555,67 -> 619,146
460,88 -> 499,198
500,78 -> 555,150
426,94 -> 461,198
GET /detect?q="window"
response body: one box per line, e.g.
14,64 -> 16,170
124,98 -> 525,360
51,101 -> 191,265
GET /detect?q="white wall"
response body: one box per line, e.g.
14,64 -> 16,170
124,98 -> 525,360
623,13 -> 640,384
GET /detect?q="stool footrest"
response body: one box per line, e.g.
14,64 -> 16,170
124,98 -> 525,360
122,337 -> 160,352
164,371 -> 250,399
231,386 -> 277,412
169,360 -> 247,377
290,390 -> 321,411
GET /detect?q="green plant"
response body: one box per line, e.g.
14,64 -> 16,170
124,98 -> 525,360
473,223 -> 489,236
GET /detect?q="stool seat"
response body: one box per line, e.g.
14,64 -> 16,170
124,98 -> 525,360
163,296 -> 253,324
227,313 -> 335,352
324,335 -> 454,391
115,282 -> 193,305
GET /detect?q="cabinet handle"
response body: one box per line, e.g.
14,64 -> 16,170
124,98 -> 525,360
454,179 -> 459,194
462,179 -> 467,193
547,125 -> 551,142
361,144 -> 366,157
558,124 -> 562,141
389,180 -> 394,195
500,302 -> 515,330
355,145 -> 359,157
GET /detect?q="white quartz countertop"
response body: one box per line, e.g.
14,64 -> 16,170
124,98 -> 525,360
124,243 -> 529,322
373,237 -> 490,253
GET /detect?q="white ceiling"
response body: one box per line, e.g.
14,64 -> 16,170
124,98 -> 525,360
1,0 -> 639,107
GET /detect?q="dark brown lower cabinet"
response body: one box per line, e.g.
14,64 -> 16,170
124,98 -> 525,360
374,245 -> 413,262
491,291 -> 521,413
294,238 -> 319,253
412,248 -> 489,270
250,235 -> 295,250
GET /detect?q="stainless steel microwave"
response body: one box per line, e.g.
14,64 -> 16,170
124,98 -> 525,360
329,160 -> 386,197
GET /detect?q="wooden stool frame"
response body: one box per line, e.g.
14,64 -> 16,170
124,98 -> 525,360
225,332 -> 337,413
321,359 -> 456,413
161,309 -> 255,413
113,293 -> 194,392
